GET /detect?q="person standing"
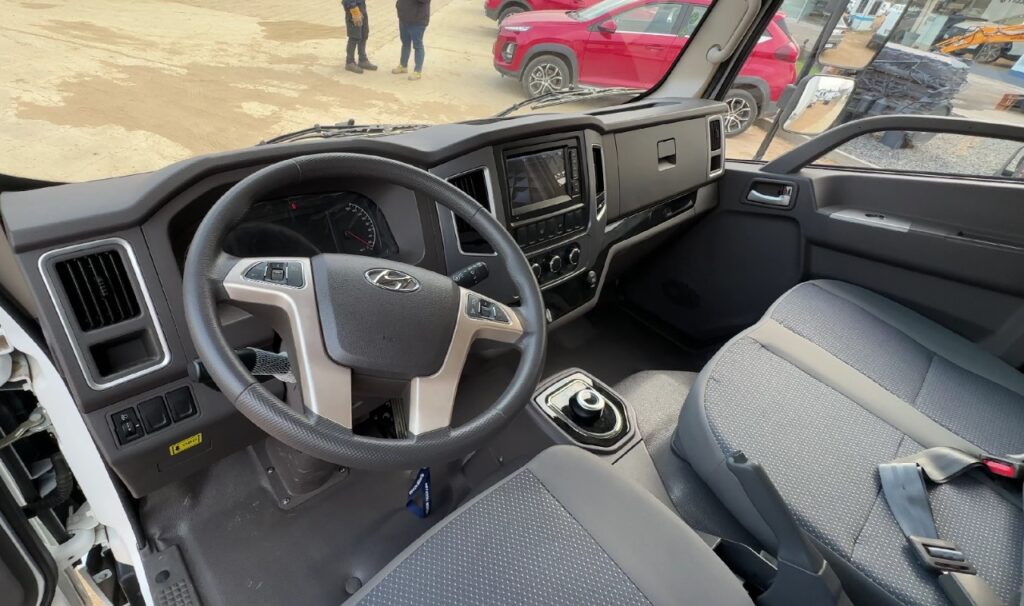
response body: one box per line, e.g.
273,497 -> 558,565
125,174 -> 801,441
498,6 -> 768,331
343,0 -> 377,74
392,0 -> 430,80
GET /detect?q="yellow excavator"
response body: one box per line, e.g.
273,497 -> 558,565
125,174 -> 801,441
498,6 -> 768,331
934,23 -> 1024,62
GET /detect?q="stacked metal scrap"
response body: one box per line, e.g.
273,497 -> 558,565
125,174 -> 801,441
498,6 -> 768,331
843,43 -> 971,120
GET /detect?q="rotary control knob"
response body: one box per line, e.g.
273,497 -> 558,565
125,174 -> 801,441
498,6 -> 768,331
548,254 -> 563,274
567,245 -> 581,267
530,262 -> 542,279
570,388 -> 606,422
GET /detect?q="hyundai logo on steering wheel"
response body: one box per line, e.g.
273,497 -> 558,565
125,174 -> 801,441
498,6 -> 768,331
364,268 -> 421,293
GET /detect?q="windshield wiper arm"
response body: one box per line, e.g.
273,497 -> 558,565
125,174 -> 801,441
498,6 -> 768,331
259,121 -> 426,145
493,87 -> 645,118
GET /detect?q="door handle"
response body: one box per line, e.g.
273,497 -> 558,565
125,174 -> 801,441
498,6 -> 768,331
747,188 -> 792,207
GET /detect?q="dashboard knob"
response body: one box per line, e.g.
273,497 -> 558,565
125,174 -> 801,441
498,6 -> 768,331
568,245 -> 581,267
530,262 -> 542,279
548,254 -> 563,274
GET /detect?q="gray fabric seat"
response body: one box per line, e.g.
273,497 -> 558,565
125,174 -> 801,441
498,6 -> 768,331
675,279 -> 1024,606
347,445 -> 752,606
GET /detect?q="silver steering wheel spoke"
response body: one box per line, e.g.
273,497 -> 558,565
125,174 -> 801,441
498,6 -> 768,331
221,257 -> 354,429
406,287 -> 524,435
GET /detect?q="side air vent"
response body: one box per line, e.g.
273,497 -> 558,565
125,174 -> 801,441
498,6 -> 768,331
709,118 -> 723,152
448,168 -> 495,255
41,239 -> 170,390
708,116 -> 725,178
592,145 -> 606,217
55,250 -> 141,331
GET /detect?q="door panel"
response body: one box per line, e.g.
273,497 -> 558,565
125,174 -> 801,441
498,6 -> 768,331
0,474 -> 54,606
623,148 -> 1024,366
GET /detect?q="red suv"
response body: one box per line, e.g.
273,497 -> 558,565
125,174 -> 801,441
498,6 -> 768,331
492,0 -> 799,135
485,0 -> 583,22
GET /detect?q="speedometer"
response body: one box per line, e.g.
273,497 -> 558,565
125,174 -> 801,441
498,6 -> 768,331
216,191 -> 399,261
334,202 -> 378,254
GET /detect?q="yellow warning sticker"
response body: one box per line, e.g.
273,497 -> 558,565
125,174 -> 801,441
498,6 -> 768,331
169,433 -> 203,456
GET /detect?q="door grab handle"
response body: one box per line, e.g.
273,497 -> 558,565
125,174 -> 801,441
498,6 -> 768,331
747,189 -> 791,207
706,0 -> 759,63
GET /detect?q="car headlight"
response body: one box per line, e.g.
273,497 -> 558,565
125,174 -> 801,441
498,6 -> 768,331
502,42 -> 517,63
501,25 -> 532,33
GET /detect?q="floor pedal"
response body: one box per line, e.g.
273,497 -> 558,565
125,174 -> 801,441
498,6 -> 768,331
143,545 -> 201,606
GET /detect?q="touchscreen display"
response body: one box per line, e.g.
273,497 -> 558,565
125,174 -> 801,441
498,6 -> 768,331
506,148 -> 568,210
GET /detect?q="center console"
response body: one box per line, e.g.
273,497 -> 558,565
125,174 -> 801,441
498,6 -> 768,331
436,112 -> 720,327
500,137 -> 589,288
532,369 -> 635,453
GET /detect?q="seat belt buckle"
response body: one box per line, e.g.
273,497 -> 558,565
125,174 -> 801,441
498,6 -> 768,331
908,536 -> 977,575
981,456 -> 1023,481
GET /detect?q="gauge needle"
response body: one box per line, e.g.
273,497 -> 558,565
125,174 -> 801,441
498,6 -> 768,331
344,230 -> 372,248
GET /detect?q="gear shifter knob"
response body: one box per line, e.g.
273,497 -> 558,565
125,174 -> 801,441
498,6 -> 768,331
570,388 -> 605,421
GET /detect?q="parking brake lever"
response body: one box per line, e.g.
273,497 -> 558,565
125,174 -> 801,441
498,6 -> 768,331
727,451 -> 851,606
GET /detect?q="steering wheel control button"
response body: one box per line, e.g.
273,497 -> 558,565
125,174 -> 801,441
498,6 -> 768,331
467,294 -> 510,324
244,260 -> 304,288
138,397 -> 171,433
112,408 -> 144,445
166,387 -> 198,422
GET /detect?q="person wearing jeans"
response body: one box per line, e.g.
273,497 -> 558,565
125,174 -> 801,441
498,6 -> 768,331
392,0 -> 430,80
343,0 -> 377,74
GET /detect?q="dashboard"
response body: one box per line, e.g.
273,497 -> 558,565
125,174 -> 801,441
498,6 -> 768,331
0,98 -> 727,497
191,192 -> 399,260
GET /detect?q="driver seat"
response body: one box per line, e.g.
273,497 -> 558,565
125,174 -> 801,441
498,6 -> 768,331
346,446 -> 752,605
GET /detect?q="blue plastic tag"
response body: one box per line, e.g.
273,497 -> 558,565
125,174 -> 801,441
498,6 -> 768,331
406,467 -> 431,518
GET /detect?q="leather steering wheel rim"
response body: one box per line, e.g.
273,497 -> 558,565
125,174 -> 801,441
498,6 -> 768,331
182,153 -> 547,470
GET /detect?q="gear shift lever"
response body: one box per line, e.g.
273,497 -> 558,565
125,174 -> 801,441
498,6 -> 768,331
570,388 -> 606,422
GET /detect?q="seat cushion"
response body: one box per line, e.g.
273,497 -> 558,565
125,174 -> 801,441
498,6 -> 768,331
675,280 -> 1023,606
347,445 -> 752,606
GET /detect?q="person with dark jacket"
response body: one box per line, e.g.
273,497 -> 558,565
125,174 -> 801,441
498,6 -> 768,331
391,0 -> 430,80
343,0 -> 377,74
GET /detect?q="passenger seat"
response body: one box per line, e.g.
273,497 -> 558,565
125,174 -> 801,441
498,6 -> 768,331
675,280 -> 1023,606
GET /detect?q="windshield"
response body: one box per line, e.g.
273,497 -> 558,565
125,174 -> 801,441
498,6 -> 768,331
1,0 -> 714,182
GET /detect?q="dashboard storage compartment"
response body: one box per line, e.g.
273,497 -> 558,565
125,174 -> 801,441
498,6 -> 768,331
614,119 -> 709,217
90,330 -> 161,378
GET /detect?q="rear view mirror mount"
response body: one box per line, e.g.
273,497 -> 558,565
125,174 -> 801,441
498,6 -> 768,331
817,4 -> 909,70
781,75 -> 856,136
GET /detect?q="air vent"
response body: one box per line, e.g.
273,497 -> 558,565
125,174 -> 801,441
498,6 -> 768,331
709,118 -> 723,153
55,250 -> 141,332
592,146 -> 605,198
448,168 -> 494,255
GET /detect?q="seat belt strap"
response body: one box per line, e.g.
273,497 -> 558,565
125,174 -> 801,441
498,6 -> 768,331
894,447 -> 1024,485
879,462 -> 1003,606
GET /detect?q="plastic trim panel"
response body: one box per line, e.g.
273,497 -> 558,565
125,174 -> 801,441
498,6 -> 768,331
37,237 -> 171,391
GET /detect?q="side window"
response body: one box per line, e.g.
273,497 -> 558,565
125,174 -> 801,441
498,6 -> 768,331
681,6 -> 708,37
614,3 -> 683,35
818,133 -> 1024,181
725,0 -> 1024,171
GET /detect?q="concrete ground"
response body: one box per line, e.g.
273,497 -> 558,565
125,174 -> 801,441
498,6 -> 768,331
0,0 -> 527,181
3,1 -> 1024,180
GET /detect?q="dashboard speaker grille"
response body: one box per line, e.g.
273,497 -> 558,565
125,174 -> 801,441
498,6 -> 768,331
448,168 -> 494,254
54,250 -> 141,331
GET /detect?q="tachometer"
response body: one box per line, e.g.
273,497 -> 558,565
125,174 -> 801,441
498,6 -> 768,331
334,202 -> 378,254
214,191 -> 399,261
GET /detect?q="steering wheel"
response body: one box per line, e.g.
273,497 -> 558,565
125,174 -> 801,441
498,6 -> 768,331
182,153 -> 547,470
